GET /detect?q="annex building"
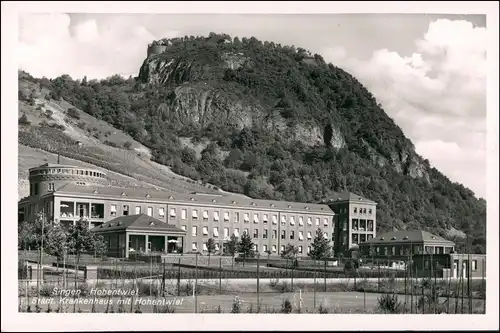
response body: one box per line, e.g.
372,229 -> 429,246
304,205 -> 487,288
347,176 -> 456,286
20,163 -> 378,258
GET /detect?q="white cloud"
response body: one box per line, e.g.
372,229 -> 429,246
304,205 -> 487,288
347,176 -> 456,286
323,19 -> 486,198
18,13 -> 178,80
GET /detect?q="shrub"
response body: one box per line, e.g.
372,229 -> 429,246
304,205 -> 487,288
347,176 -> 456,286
280,299 -> 293,314
104,140 -> 118,148
317,304 -> 328,314
45,109 -> 54,119
67,108 -> 80,120
231,296 -> 242,313
18,114 -> 31,126
377,293 -> 402,314
123,141 -> 133,149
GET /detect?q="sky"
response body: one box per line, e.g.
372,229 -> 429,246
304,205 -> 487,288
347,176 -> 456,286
17,12 -> 488,199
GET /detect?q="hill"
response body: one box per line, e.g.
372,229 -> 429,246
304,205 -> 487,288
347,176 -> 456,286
17,33 -> 486,253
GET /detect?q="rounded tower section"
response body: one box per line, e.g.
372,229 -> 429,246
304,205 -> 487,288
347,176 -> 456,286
28,163 -> 109,197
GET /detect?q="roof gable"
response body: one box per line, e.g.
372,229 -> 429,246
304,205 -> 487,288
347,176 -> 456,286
93,214 -> 186,233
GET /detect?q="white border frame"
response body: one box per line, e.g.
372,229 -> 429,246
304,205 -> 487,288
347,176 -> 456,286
2,1 -> 499,331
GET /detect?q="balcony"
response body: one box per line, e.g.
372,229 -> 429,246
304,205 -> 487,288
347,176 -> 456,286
60,201 -> 75,218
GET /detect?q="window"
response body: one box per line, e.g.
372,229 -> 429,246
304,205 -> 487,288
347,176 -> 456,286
272,245 -> 277,253
472,260 -> 478,272
363,208 -> 367,214
192,226 -> 197,237
280,245 -> 285,252
272,215 -> 278,224
224,212 -> 230,222
123,205 -> 129,216
252,244 -> 257,251
263,229 -> 268,239
299,231 -> 304,241
290,231 -> 295,240
281,230 -> 286,240
202,226 -> 209,236
369,209 -> 372,215
147,207 -> 153,216
253,229 -> 258,238
181,225 -> 187,231
135,206 -> 141,214
307,246 -> 311,254
110,204 -> 117,217
244,213 -> 250,223
192,209 -> 198,220
324,218 -> 328,226
290,216 -> 295,226
376,247 -> 380,254
262,245 -> 268,253
298,246 -> 303,254
213,227 -> 219,238
367,220 -> 374,231
214,211 -> 220,221
158,208 -> 165,218
203,210 -> 209,220
391,246 -> 396,256
234,212 -> 240,223
299,217 -> 304,226
253,213 -> 259,224
263,214 -> 268,224
315,217 -> 320,226
281,215 -> 286,225
215,243 -> 220,251
224,228 -> 229,238
170,208 -> 176,218
307,231 -> 312,240
48,183 -> 55,191
323,232 -> 328,240
244,228 -> 249,235
307,217 -> 312,226
354,207 -> 357,213
272,230 -> 277,239
234,228 -> 240,237
181,209 -> 187,220
192,242 -> 198,251
203,243 -> 208,251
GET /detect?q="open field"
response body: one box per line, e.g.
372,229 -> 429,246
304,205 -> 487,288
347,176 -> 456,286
18,291 -> 486,314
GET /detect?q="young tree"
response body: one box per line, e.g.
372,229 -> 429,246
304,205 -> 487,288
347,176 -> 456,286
44,223 -> 68,269
309,228 -> 332,261
238,231 -> 255,267
225,234 -> 239,270
281,243 -> 299,268
66,219 -> 107,290
206,238 -> 216,267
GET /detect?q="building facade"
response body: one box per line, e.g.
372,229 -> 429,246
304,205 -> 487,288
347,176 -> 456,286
323,192 -> 377,256
19,163 -> 341,258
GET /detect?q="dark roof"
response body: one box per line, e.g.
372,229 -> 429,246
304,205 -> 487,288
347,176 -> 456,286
93,214 -> 186,233
52,183 -> 334,214
322,191 -> 376,205
361,230 -> 455,245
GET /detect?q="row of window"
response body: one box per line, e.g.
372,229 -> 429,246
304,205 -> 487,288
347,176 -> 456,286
108,204 -> 331,226
31,168 -> 106,178
185,226 -> 330,241
366,245 -> 455,256
190,242 -> 312,254
353,207 -> 373,215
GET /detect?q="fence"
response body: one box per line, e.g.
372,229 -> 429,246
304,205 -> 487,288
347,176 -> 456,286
18,254 -> 486,314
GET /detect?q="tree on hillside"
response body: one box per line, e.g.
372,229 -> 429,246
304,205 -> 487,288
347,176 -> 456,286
238,231 -> 255,267
225,234 -> 239,270
206,238 -> 216,267
281,243 -> 299,268
309,228 -> 332,261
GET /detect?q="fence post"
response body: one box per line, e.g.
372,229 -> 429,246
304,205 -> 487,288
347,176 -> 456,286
291,257 -> 294,291
84,267 -> 87,281
482,257 -> 486,314
195,253 -> 198,314
377,261 -> 380,293
313,259 -> 317,309
257,254 -> 260,309
177,257 -> 181,296
323,259 -> 327,292
219,258 -> 222,295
